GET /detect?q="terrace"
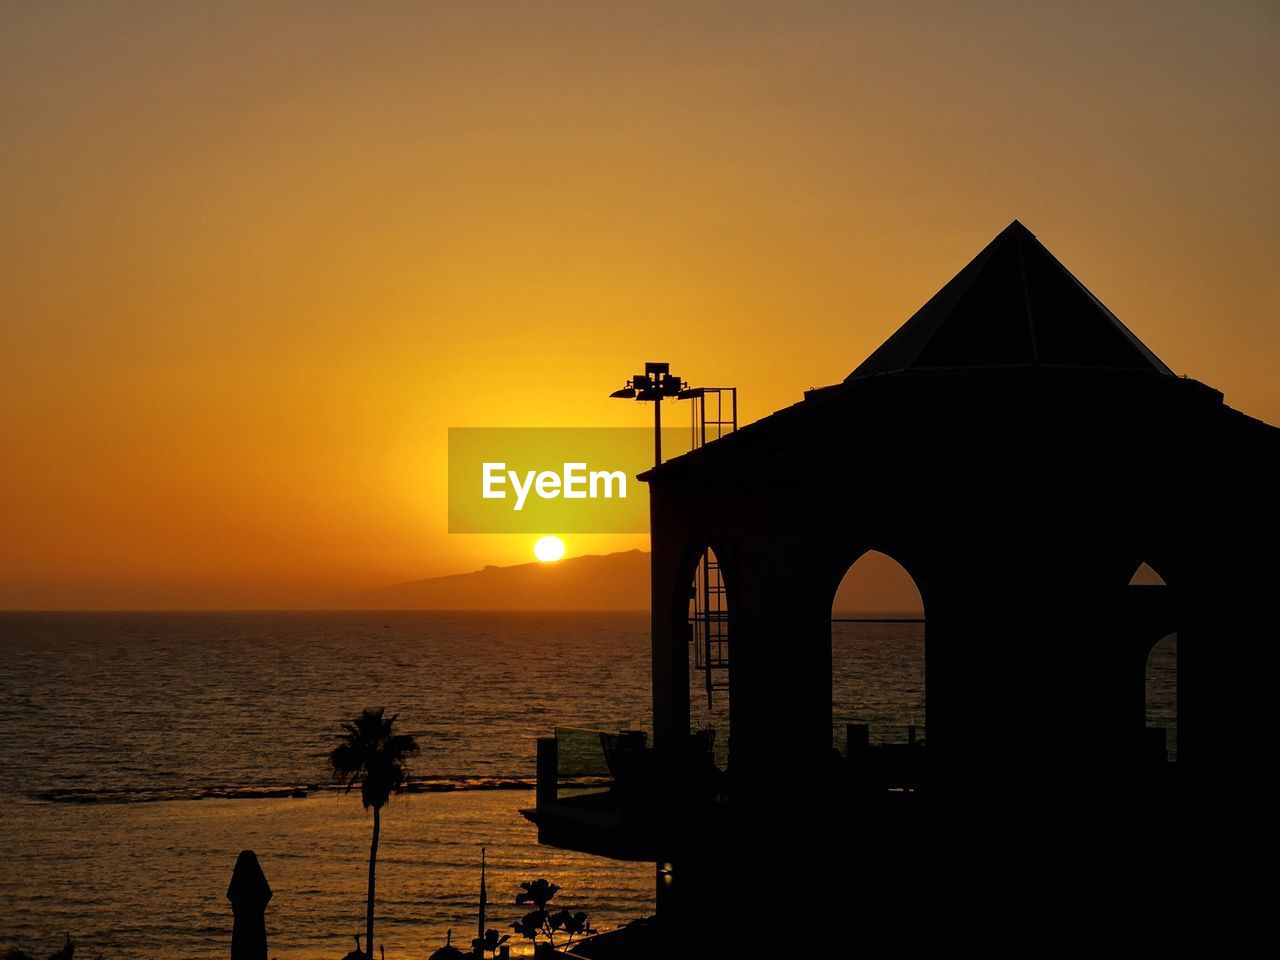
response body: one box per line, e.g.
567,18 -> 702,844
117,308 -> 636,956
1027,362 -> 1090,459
521,720 -> 929,862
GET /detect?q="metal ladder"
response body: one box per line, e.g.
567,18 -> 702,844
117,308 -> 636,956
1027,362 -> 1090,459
682,387 -> 737,709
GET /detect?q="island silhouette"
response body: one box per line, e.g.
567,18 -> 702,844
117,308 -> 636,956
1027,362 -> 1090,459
355,548 -> 923,613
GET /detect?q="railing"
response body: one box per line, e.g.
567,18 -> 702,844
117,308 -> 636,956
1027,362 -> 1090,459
836,718 -> 926,793
553,722 -> 645,780
536,723 -> 649,809
834,717 -> 925,755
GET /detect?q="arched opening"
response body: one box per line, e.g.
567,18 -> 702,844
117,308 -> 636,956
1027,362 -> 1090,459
687,546 -> 729,768
1146,633 -> 1177,762
1130,562 -> 1166,586
1128,560 -> 1176,764
830,551 -> 925,755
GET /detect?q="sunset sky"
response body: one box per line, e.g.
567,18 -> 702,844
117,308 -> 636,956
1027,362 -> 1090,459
2,2 -> 1277,609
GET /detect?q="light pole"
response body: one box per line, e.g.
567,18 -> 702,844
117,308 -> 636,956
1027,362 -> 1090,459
610,362 -> 685,466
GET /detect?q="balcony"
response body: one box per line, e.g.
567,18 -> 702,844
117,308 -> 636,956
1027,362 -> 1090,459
522,720 -> 935,861
520,723 -> 691,861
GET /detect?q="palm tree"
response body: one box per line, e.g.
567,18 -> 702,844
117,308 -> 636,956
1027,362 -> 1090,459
330,707 -> 419,959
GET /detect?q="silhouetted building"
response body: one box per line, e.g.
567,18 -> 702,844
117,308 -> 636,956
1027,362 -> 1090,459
529,222 -> 1278,949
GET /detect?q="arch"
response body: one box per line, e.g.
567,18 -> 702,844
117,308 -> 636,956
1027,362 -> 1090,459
1130,561 -> 1167,586
669,537 -> 735,769
821,540 -> 932,620
1122,556 -> 1178,766
828,549 -> 926,754
1125,552 -> 1184,591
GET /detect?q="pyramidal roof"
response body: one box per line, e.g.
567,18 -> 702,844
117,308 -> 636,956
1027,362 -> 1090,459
846,221 -> 1173,381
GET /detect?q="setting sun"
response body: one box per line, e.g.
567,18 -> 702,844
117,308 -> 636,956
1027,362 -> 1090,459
533,536 -> 566,563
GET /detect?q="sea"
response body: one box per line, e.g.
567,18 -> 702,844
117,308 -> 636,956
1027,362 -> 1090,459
0,612 -> 1176,958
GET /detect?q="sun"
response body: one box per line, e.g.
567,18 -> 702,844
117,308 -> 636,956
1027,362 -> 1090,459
533,535 -> 566,563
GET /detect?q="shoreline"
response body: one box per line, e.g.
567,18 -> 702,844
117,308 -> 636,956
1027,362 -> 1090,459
27,777 -> 616,806
1,788 -> 655,960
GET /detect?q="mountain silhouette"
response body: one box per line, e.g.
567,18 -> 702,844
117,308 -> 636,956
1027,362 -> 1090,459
360,550 -> 651,611
356,548 -> 922,613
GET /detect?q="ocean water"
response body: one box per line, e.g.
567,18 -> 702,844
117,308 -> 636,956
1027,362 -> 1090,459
0,612 -> 1175,958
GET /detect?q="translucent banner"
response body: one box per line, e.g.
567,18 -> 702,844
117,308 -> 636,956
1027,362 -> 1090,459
448,427 -> 689,533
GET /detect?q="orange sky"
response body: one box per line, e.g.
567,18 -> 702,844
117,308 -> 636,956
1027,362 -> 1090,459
2,2 -> 1277,609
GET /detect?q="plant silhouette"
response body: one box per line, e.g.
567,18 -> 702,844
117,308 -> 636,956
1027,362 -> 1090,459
471,928 -> 511,957
510,879 -> 593,949
330,707 -> 419,960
